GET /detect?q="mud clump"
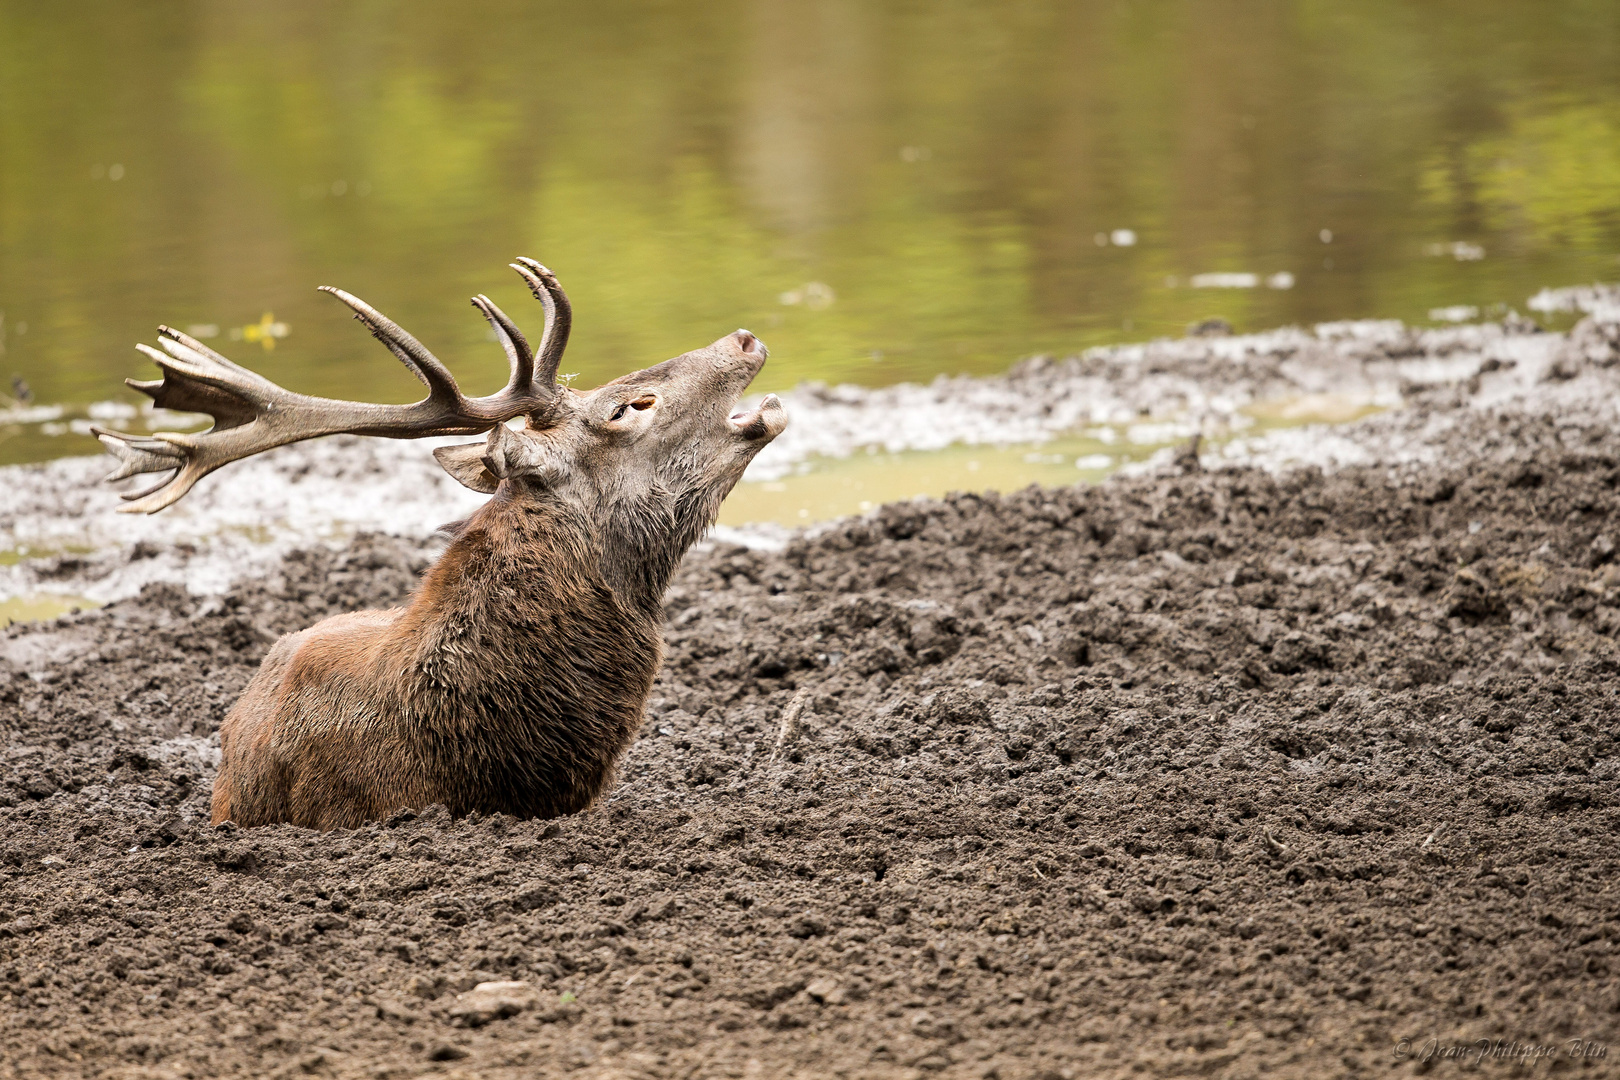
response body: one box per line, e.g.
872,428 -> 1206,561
3,421 -> 1620,1077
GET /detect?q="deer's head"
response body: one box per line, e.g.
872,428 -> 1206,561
434,327 -> 782,511
94,260 -> 788,605
433,328 -> 785,604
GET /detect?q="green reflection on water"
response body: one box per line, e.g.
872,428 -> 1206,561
1,1 -> 1617,469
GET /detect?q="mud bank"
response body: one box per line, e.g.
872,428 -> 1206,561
4,386 -> 1620,1076
6,284 -> 1618,611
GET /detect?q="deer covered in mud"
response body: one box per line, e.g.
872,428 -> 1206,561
94,259 -> 786,829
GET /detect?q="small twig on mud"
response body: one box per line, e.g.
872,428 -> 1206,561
1030,861 -> 1046,880
771,691 -> 811,763
1173,433 -> 1203,475
1421,825 -> 1445,849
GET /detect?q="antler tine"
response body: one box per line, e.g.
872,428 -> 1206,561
131,341 -> 264,431
90,427 -> 212,513
318,286 -> 465,406
470,295 -> 535,396
510,258 -> 573,387
155,324 -> 276,386
93,429 -> 185,484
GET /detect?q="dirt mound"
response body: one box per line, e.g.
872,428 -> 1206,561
3,415 -> 1620,1078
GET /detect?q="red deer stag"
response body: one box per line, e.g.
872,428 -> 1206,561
93,259 -> 786,829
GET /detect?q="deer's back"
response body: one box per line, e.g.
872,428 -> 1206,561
210,587 -> 662,829
213,607 -> 430,828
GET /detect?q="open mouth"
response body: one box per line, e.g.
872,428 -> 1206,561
723,329 -> 786,440
727,392 -> 787,440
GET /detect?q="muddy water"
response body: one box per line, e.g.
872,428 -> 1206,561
718,398 -> 1387,527
9,294 -> 1600,623
0,593 -> 91,626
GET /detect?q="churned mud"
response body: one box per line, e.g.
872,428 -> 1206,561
3,295 -> 1620,1078
2,417 -> 1619,1078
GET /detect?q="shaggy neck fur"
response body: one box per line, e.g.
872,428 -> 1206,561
386,488 -> 668,818
596,480 -> 732,614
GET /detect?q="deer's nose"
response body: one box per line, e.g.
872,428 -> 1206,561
732,330 -> 766,356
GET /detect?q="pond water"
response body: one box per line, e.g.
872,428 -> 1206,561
1,1 -> 1617,475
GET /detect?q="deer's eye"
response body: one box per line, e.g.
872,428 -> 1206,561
608,396 -> 657,423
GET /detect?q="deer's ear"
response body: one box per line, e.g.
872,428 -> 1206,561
432,441 -> 499,493
479,421 -> 545,480
433,424 -> 554,492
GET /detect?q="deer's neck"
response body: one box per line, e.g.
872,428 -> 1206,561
593,486 -> 721,615
399,493 -> 663,698
382,492 -> 663,821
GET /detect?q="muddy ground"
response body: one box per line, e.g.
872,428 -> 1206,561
3,409 -> 1620,1078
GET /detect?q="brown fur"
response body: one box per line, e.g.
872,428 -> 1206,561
211,331 -> 785,829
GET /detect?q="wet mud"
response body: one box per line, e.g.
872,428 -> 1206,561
3,413 -> 1620,1078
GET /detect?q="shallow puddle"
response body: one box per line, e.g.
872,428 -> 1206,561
718,399 -> 1387,528
0,594 -> 100,627
720,435 -> 1144,528
0,542 -> 97,567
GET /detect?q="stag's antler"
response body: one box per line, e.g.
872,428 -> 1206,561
92,258 -> 572,514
